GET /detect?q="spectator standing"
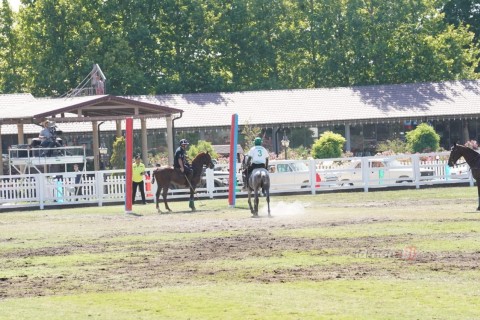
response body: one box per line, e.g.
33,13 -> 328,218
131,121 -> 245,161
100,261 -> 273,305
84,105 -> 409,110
132,155 -> 146,205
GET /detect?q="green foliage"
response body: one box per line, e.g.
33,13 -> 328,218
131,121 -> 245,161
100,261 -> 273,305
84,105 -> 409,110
406,123 -> 440,153
110,136 -> 126,169
3,0 -> 478,96
187,140 -> 218,160
284,146 -> 310,160
289,128 -> 315,149
376,138 -> 409,154
0,0 -> 21,93
241,122 -> 262,150
311,131 -> 346,159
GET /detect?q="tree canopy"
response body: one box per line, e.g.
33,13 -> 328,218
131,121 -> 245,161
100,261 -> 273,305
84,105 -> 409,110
0,0 -> 479,95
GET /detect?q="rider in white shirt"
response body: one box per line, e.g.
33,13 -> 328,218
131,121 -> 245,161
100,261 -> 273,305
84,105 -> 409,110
242,137 -> 269,190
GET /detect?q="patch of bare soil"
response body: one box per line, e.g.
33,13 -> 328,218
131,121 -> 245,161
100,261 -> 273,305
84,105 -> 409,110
1,205 -> 479,299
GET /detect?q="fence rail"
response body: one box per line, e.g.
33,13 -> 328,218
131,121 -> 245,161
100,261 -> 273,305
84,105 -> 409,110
0,152 -> 474,211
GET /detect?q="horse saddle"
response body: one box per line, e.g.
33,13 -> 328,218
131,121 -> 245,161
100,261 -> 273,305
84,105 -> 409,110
174,167 -> 193,182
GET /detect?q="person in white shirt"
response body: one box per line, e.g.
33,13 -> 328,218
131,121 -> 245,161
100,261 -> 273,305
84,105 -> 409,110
242,137 -> 269,190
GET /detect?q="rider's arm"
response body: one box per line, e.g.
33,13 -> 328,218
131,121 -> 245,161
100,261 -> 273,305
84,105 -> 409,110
178,158 -> 184,172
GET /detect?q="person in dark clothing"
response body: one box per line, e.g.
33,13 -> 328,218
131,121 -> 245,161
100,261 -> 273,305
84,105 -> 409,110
174,139 -> 192,177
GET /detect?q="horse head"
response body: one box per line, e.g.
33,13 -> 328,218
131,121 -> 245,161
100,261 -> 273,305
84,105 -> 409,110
193,152 -> 215,170
447,143 -> 463,167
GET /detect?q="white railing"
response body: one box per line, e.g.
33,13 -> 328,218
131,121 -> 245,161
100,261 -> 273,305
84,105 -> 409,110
0,152 -> 474,210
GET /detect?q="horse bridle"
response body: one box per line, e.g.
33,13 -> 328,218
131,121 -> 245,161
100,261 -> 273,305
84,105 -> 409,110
451,147 -> 480,169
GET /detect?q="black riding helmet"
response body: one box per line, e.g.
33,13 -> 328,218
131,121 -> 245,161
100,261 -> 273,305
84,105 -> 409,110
179,139 -> 189,146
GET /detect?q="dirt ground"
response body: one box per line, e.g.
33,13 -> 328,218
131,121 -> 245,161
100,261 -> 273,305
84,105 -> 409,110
1,196 -> 479,299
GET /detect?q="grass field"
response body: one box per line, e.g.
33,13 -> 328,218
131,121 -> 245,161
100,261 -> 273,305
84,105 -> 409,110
1,186 -> 480,319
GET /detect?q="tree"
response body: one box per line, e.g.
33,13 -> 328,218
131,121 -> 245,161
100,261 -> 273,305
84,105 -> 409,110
187,140 -> 218,160
311,131 -> 346,159
241,122 -> 262,150
110,136 -> 126,169
0,0 -> 21,93
406,123 -> 440,153
376,138 -> 409,155
443,0 -> 480,43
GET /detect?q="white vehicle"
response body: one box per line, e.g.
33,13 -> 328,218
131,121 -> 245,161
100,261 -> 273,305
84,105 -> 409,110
267,160 -> 320,190
336,158 -> 435,186
448,164 -> 470,180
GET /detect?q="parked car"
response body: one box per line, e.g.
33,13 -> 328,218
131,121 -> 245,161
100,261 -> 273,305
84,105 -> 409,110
448,164 -> 470,180
336,158 -> 435,186
268,160 -> 320,190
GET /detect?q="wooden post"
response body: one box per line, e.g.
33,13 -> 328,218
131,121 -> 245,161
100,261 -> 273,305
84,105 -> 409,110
92,120 -> 99,171
166,116 -> 174,165
17,124 -> 25,145
141,118 -> 148,165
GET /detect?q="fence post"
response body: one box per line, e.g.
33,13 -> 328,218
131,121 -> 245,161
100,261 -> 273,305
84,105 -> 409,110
96,171 -> 104,206
309,159 -> 316,195
412,154 -> 420,189
362,157 -> 369,192
38,174 -> 45,210
206,168 -> 215,198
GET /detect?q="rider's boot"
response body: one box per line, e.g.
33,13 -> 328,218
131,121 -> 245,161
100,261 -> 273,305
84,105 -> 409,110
241,172 -> 248,191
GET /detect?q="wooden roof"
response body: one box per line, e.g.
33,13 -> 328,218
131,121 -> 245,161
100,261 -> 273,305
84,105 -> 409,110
0,94 -> 183,125
130,80 -> 480,130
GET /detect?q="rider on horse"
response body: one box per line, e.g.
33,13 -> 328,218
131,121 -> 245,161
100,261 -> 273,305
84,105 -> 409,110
174,139 -> 193,179
242,137 -> 269,190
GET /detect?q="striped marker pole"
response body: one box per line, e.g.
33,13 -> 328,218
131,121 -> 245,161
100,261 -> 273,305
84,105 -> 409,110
125,117 -> 133,213
228,114 -> 239,207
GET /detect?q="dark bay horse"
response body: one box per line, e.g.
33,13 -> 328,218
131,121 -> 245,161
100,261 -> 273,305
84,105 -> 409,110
448,143 -> 480,210
247,168 -> 271,217
152,152 -> 214,213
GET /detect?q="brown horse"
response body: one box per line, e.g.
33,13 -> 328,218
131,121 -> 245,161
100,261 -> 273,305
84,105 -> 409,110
152,152 -> 214,213
448,143 -> 480,210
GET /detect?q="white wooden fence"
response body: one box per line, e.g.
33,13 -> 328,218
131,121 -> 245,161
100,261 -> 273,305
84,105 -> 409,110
0,152 -> 473,211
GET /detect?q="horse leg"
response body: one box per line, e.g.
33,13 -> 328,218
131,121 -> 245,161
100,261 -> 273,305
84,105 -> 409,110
247,190 -> 255,214
155,187 -> 162,213
189,189 -> 196,211
162,188 -> 172,212
254,189 -> 259,216
266,191 -> 271,217
477,184 -> 480,211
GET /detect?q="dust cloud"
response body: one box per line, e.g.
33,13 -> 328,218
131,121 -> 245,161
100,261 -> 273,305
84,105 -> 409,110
260,200 -> 308,216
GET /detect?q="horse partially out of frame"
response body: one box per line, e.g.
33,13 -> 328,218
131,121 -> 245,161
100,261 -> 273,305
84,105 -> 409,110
448,143 -> 480,210
152,152 -> 214,213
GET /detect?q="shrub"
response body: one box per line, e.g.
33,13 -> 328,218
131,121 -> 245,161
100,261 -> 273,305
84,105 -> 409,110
311,131 -> 346,159
406,123 -> 440,153
187,140 -> 218,160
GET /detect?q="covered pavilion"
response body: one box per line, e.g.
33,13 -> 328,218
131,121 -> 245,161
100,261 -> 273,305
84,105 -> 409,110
0,94 -> 183,172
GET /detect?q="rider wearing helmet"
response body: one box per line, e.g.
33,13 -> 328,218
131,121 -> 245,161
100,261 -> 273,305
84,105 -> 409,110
242,137 -> 269,190
174,139 -> 192,176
